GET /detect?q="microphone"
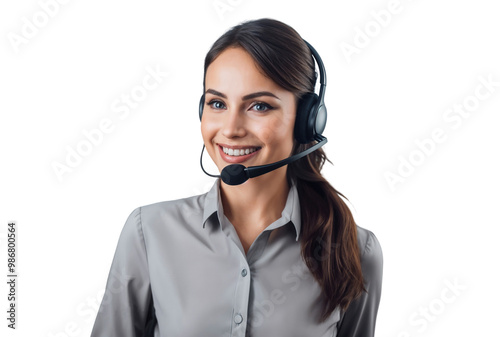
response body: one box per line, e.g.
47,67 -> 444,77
200,135 -> 327,185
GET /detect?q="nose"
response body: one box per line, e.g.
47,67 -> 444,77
221,107 -> 246,139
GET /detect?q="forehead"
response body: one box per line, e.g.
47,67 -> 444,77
205,47 -> 284,95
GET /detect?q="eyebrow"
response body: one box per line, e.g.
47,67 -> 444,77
205,88 -> 280,101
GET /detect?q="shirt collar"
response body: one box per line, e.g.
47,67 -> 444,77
202,178 -> 302,241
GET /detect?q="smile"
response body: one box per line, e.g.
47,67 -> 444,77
217,144 -> 261,164
222,146 -> 260,156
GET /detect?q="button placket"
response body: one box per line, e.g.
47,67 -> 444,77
229,259 -> 251,336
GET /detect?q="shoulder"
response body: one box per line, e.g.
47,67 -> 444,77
125,191 -> 209,229
355,225 -> 383,281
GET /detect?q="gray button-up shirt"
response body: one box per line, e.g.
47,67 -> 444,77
90,178 -> 383,337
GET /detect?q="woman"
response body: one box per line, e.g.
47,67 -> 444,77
91,18 -> 383,337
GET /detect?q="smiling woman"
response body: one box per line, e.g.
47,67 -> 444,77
90,18 -> 383,337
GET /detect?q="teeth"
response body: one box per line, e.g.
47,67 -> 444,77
222,146 -> 258,156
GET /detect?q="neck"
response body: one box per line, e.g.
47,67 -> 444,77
219,167 -> 290,229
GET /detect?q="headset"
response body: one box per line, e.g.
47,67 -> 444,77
199,40 -> 328,185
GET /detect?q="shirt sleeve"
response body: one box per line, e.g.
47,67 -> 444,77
90,207 -> 154,337
336,229 -> 383,337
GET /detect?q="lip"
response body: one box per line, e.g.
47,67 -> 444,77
218,145 -> 260,164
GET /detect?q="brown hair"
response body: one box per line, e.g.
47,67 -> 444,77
203,18 -> 365,323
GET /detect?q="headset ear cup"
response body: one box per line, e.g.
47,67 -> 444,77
199,94 -> 205,121
295,93 -> 318,144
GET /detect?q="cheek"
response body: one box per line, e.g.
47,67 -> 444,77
260,114 -> 295,145
200,118 -> 217,143
200,121 -> 218,161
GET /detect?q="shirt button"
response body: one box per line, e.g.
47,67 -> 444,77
241,269 -> 247,277
234,313 -> 243,324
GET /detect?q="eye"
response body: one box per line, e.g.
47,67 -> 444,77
207,99 -> 226,110
251,102 -> 274,112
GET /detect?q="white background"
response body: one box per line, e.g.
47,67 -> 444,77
1,0 -> 499,336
